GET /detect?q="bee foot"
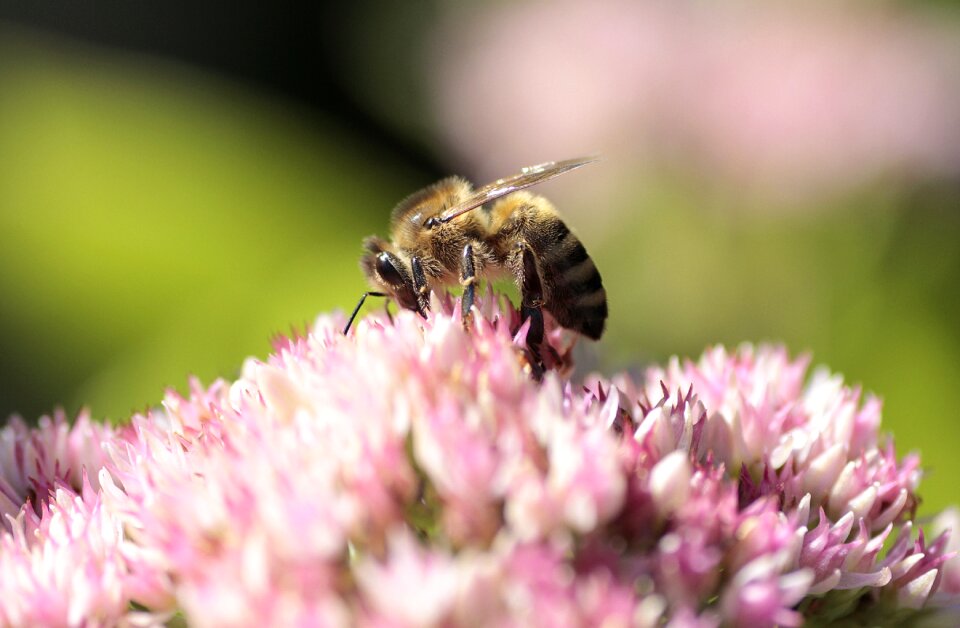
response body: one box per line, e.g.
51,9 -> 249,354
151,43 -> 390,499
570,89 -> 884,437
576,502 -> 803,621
514,343 -> 545,381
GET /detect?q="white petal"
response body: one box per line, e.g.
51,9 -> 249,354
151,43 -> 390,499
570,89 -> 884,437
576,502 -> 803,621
649,451 -> 692,517
899,569 -> 938,609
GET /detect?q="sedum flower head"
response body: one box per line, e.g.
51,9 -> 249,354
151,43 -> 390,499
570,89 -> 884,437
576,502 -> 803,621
0,291 -> 957,626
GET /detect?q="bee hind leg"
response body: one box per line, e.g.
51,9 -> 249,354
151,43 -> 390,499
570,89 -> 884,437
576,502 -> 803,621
514,242 -> 546,375
459,243 -> 477,324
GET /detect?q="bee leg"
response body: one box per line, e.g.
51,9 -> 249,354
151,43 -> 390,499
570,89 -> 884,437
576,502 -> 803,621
411,256 -> 430,318
343,291 -> 389,335
459,243 -> 477,322
515,242 -> 546,372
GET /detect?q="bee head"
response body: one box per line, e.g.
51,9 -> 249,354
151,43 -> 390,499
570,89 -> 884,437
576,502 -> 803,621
360,237 -> 421,312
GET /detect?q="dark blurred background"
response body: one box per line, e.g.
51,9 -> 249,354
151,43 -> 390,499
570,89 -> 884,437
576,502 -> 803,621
0,1 -> 958,513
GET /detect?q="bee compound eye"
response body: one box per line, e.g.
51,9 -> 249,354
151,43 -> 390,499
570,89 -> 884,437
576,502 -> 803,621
424,216 -> 438,229
376,252 -> 404,286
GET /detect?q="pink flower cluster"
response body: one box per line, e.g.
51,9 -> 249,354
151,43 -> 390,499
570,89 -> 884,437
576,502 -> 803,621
1,292 -> 958,626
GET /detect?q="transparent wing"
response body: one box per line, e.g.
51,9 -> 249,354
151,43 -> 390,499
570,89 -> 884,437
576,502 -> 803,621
438,156 -> 598,223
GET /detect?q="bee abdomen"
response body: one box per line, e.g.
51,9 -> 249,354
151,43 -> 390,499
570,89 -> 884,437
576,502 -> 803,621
539,220 -> 607,340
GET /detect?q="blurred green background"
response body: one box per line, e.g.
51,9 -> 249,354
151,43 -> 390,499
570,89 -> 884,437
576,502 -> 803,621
0,2 -> 957,514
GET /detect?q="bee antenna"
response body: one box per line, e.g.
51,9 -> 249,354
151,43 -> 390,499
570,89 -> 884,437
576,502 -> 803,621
343,292 -> 389,335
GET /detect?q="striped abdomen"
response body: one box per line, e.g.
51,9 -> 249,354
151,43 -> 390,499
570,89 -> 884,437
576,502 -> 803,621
529,216 -> 607,340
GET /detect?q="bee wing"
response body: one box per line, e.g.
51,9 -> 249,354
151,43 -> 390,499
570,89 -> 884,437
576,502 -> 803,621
438,156 -> 598,223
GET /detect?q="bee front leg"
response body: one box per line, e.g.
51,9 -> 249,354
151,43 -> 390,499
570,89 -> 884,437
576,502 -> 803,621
411,256 -> 430,317
513,242 -> 546,370
460,243 -> 477,323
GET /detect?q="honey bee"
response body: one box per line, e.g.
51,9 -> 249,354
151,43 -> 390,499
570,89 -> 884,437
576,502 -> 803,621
345,157 -> 607,358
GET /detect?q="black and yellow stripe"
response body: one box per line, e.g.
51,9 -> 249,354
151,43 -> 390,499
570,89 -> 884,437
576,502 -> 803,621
535,216 -> 607,340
